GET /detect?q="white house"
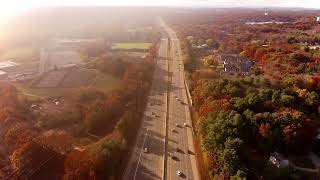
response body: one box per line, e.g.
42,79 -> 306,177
317,16 -> 320,23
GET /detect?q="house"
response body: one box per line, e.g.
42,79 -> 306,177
269,152 -> 289,168
316,17 -> 320,23
217,54 -> 254,75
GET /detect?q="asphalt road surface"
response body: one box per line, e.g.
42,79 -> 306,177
123,18 -> 199,180
161,19 -> 200,180
123,38 -> 169,180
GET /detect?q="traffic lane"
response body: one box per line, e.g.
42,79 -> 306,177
167,75 -> 190,179
172,90 -> 190,179
137,38 -> 168,179
134,87 -> 167,178
136,92 -> 166,173
124,43 -> 168,180
174,54 -> 196,179
170,42 -> 194,179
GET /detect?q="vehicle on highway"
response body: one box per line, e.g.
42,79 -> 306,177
144,148 -> 148,153
183,122 -> 187,127
175,123 -> 179,127
177,171 -> 182,176
171,155 -> 178,160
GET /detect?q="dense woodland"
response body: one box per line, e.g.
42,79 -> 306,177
166,9 -> 320,179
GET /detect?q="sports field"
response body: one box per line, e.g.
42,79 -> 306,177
111,42 -> 152,50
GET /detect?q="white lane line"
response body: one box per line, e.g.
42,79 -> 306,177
133,128 -> 149,180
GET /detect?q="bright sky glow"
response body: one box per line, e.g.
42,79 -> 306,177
0,0 -> 319,18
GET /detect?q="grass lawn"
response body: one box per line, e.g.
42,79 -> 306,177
90,71 -> 120,93
0,47 -> 35,61
111,42 -> 152,50
15,71 -> 120,99
14,82 -> 76,99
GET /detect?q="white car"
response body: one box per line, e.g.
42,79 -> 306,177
177,171 -> 182,176
183,123 -> 187,127
175,123 -> 179,127
144,148 -> 148,153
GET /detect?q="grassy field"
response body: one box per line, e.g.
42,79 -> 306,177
91,71 -> 120,93
14,70 -> 120,99
0,47 -> 35,61
111,42 -> 152,50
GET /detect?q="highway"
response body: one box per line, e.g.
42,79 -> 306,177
161,19 -> 200,180
123,18 -> 199,180
123,38 -> 169,180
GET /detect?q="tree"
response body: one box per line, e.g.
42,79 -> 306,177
206,38 -> 213,47
305,91 -> 319,106
201,111 -> 245,175
64,150 -> 97,180
4,123 -> 36,152
11,141 -> 54,175
259,123 -> 271,138
90,139 -> 124,179
202,55 -> 218,67
230,170 -> 247,180
280,94 -> 295,106
197,38 -> 205,45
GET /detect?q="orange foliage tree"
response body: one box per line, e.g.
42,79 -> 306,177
63,150 -> 97,180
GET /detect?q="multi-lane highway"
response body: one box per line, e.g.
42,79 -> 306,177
123,18 -> 199,180
162,19 -> 200,180
123,38 -> 169,180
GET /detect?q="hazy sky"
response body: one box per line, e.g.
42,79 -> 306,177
0,0 -> 319,17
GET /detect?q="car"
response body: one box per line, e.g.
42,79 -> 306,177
175,123 -> 179,127
171,129 -> 175,133
177,171 -> 182,176
175,97 -> 179,100
144,148 -> 148,153
183,123 -> 187,127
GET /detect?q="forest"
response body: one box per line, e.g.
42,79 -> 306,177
166,8 -> 320,179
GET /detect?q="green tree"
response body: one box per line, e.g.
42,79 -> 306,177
206,38 -> 213,47
305,91 -> 319,106
280,94 -> 295,106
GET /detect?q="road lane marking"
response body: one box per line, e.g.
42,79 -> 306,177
133,128 -> 149,180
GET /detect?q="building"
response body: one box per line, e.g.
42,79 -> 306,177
217,54 -> 254,75
317,17 -> 320,23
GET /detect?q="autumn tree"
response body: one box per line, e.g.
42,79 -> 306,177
64,150 -> 97,180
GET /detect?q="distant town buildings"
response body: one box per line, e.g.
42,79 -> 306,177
317,16 -> 320,23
